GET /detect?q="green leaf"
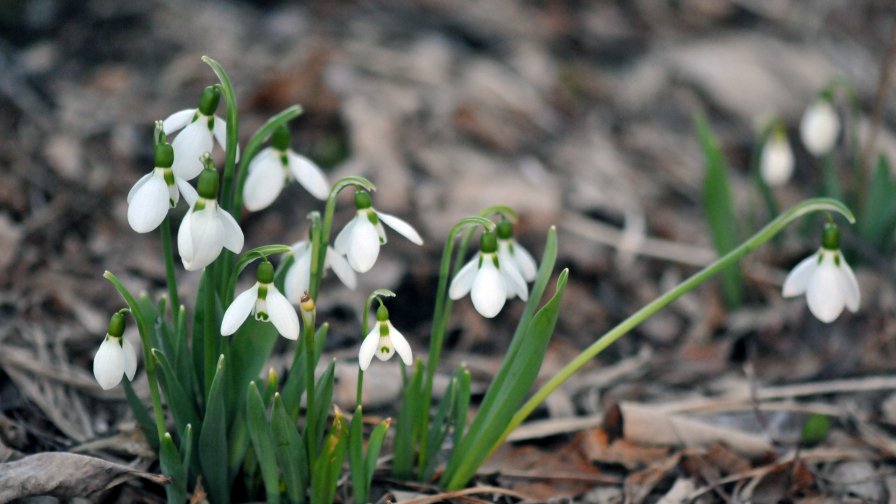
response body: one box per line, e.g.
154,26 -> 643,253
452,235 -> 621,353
453,367 -> 472,447
160,432 -> 187,504
199,355 -> 229,504
800,413 -> 831,445
122,378 -> 158,449
392,360 -> 423,479
695,114 -> 743,308
859,154 -> 896,252
364,418 -> 390,490
226,317 -> 279,421
311,411 -> 348,504
349,406 -> 366,504
103,271 -> 149,343
247,382 -> 281,504
272,394 -> 307,503
312,360 -> 336,453
152,349 -> 201,443
422,376 -> 456,480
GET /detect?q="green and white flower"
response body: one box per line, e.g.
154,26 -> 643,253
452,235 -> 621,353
760,128 -> 794,187
163,85 -> 231,180
334,190 -> 423,273
93,312 -> 137,390
450,231 -> 528,318
359,304 -> 412,370
127,143 -> 197,233
496,219 -> 537,283
177,164 -> 243,271
800,97 -> 839,156
243,126 -> 329,211
283,239 -> 356,305
222,260 -> 300,340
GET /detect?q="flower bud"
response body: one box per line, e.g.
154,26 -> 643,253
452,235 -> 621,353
107,312 -> 126,337
300,292 -> 316,327
800,99 -> 839,156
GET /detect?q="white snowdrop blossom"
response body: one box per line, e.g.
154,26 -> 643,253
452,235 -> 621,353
800,98 -> 840,156
127,143 -> 198,233
359,305 -> 412,370
221,261 -> 300,340
782,224 -> 859,323
177,166 -> 244,271
93,312 -> 137,390
242,126 -> 330,211
759,130 -> 794,187
334,190 -> 423,273
449,231 -> 528,318
163,86 -> 232,180
284,240 -> 357,305
496,219 -> 537,283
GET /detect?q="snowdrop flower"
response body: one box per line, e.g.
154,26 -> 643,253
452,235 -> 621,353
93,312 -> 137,390
284,239 -> 357,305
759,128 -> 794,187
127,142 -> 198,233
163,86 -> 231,180
177,163 -> 244,271
783,223 -> 859,323
800,97 -> 840,156
359,304 -> 412,370
221,260 -> 300,340
496,219 -> 537,283
242,125 -> 329,211
334,190 -> 423,273
449,231 -> 528,318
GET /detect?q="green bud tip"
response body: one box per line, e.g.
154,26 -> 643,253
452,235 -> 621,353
355,190 -> 373,210
256,260 -> 275,284
479,231 -> 498,253
107,312 -> 126,337
821,222 -> 840,250
198,85 -> 221,116
271,125 -> 291,151
376,304 -> 389,322
197,168 -> 219,199
496,219 -> 513,240
155,143 -> 174,168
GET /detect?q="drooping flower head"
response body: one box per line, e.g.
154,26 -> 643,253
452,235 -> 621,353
221,259 -> 300,340
163,85 -> 231,180
800,95 -> 840,157
359,304 -> 412,370
93,311 -> 138,390
449,231 -> 528,318
127,142 -> 198,233
334,190 -> 423,273
496,219 -> 537,283
782,222 -> 859,323
283,238 -> 357,305
243,125 -> 330,211
177,162 -> 244,271
759,127 -> 794,187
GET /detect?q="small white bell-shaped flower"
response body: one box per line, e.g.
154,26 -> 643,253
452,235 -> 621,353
242,125 -> 330,211
358,304 -> 413,370
759,128 -> 794,187
334,190 -> 423,273
800,97 -> 840,156
283,239 -> 357,305
177,162 -> 244,271
163,86 -> 231,180
449,231 -> 529,318
783,223 -> 859,323
127,142 -> 198,233
495,219 -> 538,283
221,260 -> 300,340
93,312 -> 137,390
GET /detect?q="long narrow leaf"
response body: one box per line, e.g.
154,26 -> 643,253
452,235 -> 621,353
272,394 -> 307,503
247,382 -> 281,504
349,406 -> 366,504
364,418 -> 390,489
283,324 -> 328,419
152,349 -> 201,441
312,360 -> 336,453
122,379 -> 158,449
311,411 -> 348,504
199,355 -> 229,504
160,432 -> 187,503
392,360 -> 423,478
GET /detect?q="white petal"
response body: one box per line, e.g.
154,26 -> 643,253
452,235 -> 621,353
471,259 -> 506,318
806,259 -> 846,323
188,207 -> 224,271
171,120 -> 213,180
347,219 -> 381,273
221,284 -> 259,335
378,212 -> 423,245
93,337 -> 125,390
177,208 -> 196,270
840,258 -> 860,312
243,149 -> 285,211
782,253 -> 818,298
163,109 -> 196,134
218,208 -> 244,253
128,173 -> 170,233
175,177 -> 198,207
449,257 -> 479,300
122,338 -> 138,381
288,152 -> 330,200
375,336 -> 396,361
212,115 -> 240,161
388,322 -> 413,366
512,240 -> 538,282
500,256 -> 529,301
358,327 -> 380,371
284,248 -> 312,304
127,173 -> 153,204
266,287 -> 300,340
800,101 -> 839,156
334,218 -> 357,255
325,247 -> 357,289
760,136 -> 794,187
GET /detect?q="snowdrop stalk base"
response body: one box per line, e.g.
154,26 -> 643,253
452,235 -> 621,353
160,216 -> 180,324
482,197 -> 855,467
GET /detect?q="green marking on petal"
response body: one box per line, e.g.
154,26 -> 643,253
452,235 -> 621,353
367,210 -> 379,226
258,284 -> 269,300
207,116 -> 214,131
379,345 -> 389,354
492,254 -> 500,268
256,311 -> 269,321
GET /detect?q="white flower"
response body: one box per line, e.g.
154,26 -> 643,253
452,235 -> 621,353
783,239 -> 859,323
496,220 -> 537,282
163,86 -> 235,180
177,169 -> 243,271
358,306 -> 412,370
334,190 -> 423,273
759,132 -> 794,187
800,99 -> 839,156
127,144 -> 198,233
242,126 -> 330,211
93,312 -> 137,390
283,240 -> 357,304
449,232 -> 528,318
221,261 -> 300,340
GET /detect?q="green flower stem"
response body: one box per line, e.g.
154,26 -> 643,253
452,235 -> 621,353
160,216 -> 180,325
203,266 -> 218,397
484,198 -> 854,460
202,56 -> 239,211
302,317 -> 317,470
821,154 -> 842,201
416,216 -> 495,478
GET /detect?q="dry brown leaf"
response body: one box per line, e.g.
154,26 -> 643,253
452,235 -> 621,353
623,453 -> 681,504
580,427 -> 671,470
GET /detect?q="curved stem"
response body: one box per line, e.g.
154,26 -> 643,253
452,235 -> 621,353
486,197 -> 854,457
202,57 -> 239,213
357,289 -> 396,407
